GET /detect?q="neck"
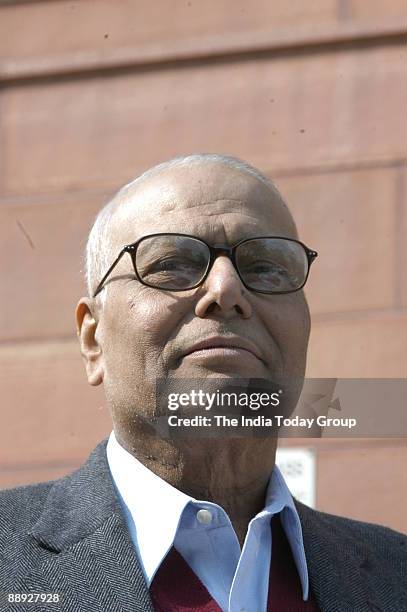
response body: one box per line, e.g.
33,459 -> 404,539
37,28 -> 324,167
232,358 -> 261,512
117,432 -> 278,548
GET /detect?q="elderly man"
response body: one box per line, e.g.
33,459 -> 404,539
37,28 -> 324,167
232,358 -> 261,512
1,155 -> 406,612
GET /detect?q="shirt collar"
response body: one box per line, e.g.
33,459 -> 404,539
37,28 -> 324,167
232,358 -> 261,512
106,430 -> 309,599
263,464 -> 310,600
106,430 -> 191,582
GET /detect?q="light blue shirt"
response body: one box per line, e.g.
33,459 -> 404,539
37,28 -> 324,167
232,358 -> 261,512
106,430 -> 309,612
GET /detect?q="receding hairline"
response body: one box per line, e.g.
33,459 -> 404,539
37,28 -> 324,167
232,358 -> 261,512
114,154 -> 287,213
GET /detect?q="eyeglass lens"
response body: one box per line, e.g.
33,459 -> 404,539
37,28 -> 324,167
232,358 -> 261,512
235,238 -> 308,292
135,235 -> 308,293
136,235 -> 209,289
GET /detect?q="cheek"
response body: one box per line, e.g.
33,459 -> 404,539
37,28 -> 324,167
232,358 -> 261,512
106,286 -> 193,373
101,290 -> 188,393
261,293 -> 310,360
287,294 -> 310,343
127,290 -> 184,344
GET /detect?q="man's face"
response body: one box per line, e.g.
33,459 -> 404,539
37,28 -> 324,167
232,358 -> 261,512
88,162 -> 311,440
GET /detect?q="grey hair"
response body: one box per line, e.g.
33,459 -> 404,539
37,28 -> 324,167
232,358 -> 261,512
85,153 -> 285,302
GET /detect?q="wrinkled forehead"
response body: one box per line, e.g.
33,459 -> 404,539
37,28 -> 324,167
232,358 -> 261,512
110,162 -> 297,247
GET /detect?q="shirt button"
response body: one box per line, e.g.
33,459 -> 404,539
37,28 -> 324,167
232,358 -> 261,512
196,509 -> 213,525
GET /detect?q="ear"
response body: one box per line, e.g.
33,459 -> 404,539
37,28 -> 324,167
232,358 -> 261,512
75,297 -> 104,386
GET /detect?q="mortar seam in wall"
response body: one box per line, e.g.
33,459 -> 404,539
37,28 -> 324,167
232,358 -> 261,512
0,460 -> 82,473
1,26 -> 407,86
1,158 -> 407,207
394,167 -> 406,308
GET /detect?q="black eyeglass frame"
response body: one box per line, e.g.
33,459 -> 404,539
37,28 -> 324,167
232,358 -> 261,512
92,232 -> 318,298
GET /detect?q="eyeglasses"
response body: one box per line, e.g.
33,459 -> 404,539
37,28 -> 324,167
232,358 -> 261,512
93,232 -> 318,297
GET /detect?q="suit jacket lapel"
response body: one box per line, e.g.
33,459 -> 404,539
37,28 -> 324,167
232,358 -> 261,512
27,438 -> 154,612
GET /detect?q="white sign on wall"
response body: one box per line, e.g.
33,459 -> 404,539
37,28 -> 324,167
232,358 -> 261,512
275,447 -> 316,508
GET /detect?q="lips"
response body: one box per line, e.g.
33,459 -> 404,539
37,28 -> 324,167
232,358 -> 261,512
182,336 -> 263,362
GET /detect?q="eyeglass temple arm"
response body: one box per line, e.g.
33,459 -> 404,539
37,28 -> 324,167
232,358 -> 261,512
92,249 -> 128,298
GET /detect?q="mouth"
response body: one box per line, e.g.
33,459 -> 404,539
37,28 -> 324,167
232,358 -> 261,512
182,336 -> 264,363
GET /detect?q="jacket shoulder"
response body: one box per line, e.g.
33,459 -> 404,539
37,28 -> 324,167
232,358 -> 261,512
0,478 -> 56,536
297,501 -> 407,565
304,503 -> 406,540
0,479 -> 59,586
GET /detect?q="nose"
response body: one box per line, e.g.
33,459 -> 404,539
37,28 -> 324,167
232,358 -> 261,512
195,255 -> 252,319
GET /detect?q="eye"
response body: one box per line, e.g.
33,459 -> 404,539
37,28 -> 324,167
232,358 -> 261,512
241,260 -> 299,290
148,257 -> 203,274
245,261 -> 289,276
153,258 -> 181,272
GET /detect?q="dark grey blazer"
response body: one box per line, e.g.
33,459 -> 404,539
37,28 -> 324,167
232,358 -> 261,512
1,438 -> 406,612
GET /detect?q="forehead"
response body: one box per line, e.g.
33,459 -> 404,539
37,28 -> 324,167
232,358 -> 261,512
110,162 -> 297,246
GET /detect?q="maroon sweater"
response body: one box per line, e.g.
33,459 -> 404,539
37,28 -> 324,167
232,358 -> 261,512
151,514 -> 320,611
